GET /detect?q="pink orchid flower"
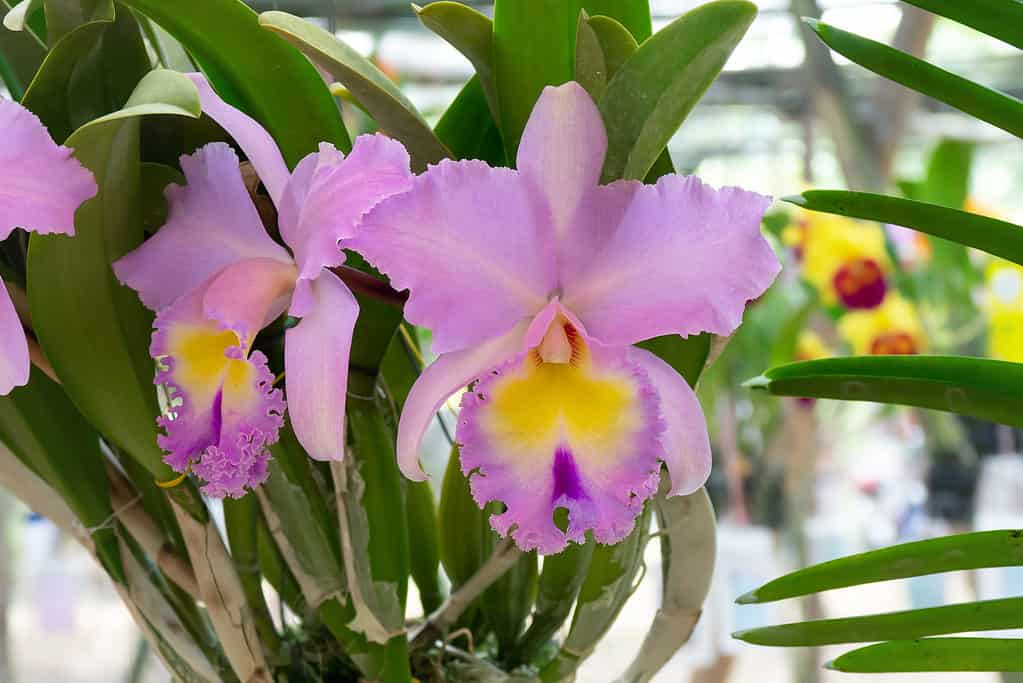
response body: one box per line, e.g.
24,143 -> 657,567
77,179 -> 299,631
114,74 -> 412,498
350,82 -> 780,554
0,102 -> 96,393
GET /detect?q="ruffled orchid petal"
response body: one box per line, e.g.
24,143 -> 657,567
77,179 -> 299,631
279,135 -> 412,304
201,257 -> 297,346
0,100 -> 96,240
285,271 -> 359,461
563,175 -> 778,345
629,348 -> 711,497
351,159 -> 556,354
186,74 -> 290,206
113,143 -> 293,311
151,281 -> 284,497
457,323 -> 663,555
397,320 -> 531,480
516,83 -> 607,272
0,281 -> 30,394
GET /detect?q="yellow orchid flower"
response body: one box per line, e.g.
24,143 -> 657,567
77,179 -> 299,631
785,211 -> 891,309
987,260 -> 1023,362
838,294 -> 925,356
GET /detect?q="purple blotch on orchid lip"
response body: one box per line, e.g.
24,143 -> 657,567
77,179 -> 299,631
551,445 -> 587,502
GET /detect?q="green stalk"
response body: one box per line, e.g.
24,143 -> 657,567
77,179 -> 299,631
223,496 -> 282,655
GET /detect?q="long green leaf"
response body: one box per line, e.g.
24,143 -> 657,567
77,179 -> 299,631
785,191 -> 1023,267
259,11 -> 449,171
493,0 -> 582,159
599,0 -> 755,181
737,597 -> 1023,647
120,0 -> 350,164
748,356 -> 1023,428
828,638 -> 1023,673
805,19 -> 1023,140
415,1 -> 498,123
28,70 -> 201,481
901,0 -> 1023,51
737,530 -> 1023,604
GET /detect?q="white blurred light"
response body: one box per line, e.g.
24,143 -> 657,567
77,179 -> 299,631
336,29 -> 376,58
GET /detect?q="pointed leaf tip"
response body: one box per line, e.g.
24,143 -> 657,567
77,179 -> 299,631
742,375 -> 770,391
780,194 -> 808,206
823,660 -> 838,671
801,16 -> 822,30
410,3 -> 423,13
735,589 -> 760,604
731,629 -> 752,641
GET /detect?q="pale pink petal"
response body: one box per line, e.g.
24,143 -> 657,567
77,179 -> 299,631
0,100 -> 96,239
113,143 -> 293,312
396,320 -> 530,480
279,135 -> 412,311
201,257 -> 297,346
186,74 -> 290,206
563,176 -> 779,345
0,280 -> 29,394
457,343 -> 663,554
630,348 -> 711,496
516,82 -> 608,274
350,159 -> 556,353
284,271 -> 359,461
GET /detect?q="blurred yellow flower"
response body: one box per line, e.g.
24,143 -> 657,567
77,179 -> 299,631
785,211 -> 891,309
838,294 -> 925,356
987,260 -> 1023,362
794,329 -> 831,361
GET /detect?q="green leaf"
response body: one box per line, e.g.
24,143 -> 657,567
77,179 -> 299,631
599,0 -> 755,181
805,19 -> 1023,140
737,596 -> 1023,647
786,191 -> 1023,268
43,0 -> 113,45
828,638 -> 1023,673
120,0 -> 350,165
434,77 -> 506,165
0,367 -> 123,581
493,0 -> 582,159
414,1 -> 498,124
135,13 -> 195,72
439,446 -> 490,590
737,530 -> 1023,604
638,334 -> 711,387
918,138 -> 973,210
223,496 -> 281,654
3,0 -> 44,32
0,0 -> 46,99
27,69 -> 201,482
405,478 -> 443,614
748,356 -> 1023,428
575,11 -> 607,100
259,11 -> 449,171
588,15 -> 638,80
901,0 -> 1023,51
582,0 -> 651,42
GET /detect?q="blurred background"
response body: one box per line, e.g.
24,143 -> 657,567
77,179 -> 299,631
2,0 -> 1022,681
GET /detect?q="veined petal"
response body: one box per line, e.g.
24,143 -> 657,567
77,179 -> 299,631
151,283 -> 284,497
563,175 -> 779,345
397,320 -> 531,480
113,143 -> 293,312
279,135 -> 412,311
285,271 -> 359,461
629,348 -> 711,497
0,280 -> 30,394
202,257 -> 297,346
457,328 -> 663,555
0,100 -> 96,239
187,74 -> 290,207
350,159 -> 556,353
516,83 -> 607,274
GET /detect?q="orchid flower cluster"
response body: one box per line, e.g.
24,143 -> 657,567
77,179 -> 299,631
1,74 -> 779,555
784,210 -> 925,357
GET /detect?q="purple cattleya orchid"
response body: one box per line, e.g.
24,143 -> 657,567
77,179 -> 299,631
350,82 -> 780,554
0,101 -> 96,393
114,74 -> 412,497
